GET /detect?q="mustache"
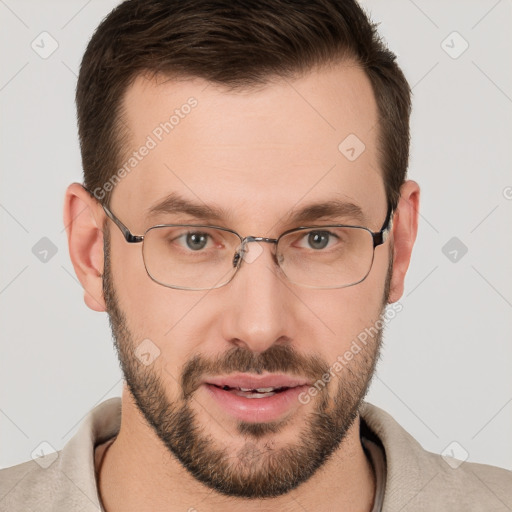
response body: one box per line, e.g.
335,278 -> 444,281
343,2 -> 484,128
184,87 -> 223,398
180,343 -> 329,399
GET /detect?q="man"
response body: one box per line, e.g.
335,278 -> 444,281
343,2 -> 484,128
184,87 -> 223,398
1,0 -> 511,511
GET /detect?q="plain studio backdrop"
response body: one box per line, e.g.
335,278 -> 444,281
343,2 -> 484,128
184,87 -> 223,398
1,0 -> 511,471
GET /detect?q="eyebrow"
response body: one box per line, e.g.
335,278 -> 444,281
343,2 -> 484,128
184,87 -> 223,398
146,192 -> 365,226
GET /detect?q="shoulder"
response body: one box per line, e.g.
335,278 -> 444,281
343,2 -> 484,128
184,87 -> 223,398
0,456 -> 71,512
360,402 -> 512,512
0,397 -> 121,512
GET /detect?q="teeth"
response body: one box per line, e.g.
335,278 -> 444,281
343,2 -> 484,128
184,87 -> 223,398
216,385 -> 295,399
217,384 -> 293,397
234,390 -> 276,398
239,387 -> 276,392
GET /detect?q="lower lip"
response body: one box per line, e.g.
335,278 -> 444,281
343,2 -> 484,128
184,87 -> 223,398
203,384 -> 309,423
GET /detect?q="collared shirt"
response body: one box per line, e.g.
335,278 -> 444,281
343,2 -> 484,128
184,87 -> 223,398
362,435 -> 386,512
1,397 -> 511,511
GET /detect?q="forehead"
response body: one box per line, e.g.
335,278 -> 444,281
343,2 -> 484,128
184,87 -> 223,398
113,63 -> 385,231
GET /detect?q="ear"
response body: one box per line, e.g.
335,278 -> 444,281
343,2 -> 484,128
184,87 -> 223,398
387,180 -> 420,303
63,183 -> 107,312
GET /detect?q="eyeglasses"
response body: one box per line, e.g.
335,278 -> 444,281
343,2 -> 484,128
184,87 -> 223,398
101,202 -> 393,291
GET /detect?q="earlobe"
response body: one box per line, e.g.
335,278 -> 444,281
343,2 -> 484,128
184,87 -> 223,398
387,180 -> 420,303
63,183 -> 107,312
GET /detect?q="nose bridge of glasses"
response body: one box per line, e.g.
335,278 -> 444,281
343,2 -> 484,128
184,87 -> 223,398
244,236 -> 278,244
232,236 -> 279,268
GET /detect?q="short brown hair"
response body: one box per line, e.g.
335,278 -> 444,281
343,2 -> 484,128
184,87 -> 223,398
77,0 -> 411,210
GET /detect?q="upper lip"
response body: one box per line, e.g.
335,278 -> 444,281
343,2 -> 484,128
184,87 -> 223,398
204,373 -> 312,390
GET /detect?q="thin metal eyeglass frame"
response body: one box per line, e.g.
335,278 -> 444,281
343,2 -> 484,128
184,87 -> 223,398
101,202 -> 394,290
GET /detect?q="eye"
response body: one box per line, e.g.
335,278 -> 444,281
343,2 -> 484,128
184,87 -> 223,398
174,231 -> 213,251
298,230 -> 339,251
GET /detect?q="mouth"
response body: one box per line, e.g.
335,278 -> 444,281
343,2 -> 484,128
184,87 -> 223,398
201,374 -> 312,423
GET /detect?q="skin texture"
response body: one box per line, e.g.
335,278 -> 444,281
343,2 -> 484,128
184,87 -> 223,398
64,62 -> 419,511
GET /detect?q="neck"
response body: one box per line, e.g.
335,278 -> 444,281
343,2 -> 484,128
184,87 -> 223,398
98,388 -> 376,512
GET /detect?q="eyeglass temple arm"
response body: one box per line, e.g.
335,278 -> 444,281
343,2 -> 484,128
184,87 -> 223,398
102,204 -> 144,243
371,205 -> 394,248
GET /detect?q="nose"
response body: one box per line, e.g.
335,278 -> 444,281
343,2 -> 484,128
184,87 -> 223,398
220,240 -> 294,353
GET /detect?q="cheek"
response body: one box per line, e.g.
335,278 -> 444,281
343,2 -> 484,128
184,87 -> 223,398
110,239 -> 208,354
298,259 -> 387,359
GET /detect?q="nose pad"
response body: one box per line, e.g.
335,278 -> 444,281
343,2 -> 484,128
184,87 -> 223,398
232,239 -> 248,268
232,251 -> 241,268
232,240 -> 280,271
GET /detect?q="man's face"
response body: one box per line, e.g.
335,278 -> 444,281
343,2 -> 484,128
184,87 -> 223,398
103,63 -> 392,498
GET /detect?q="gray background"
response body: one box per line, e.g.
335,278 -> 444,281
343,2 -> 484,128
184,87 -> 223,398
1,0 -> 511,471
